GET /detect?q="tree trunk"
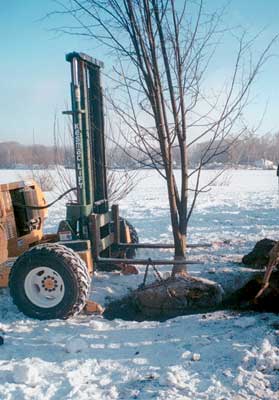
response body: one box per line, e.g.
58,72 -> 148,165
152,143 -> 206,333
164,163 -> 187,276
172,235 -> 187,277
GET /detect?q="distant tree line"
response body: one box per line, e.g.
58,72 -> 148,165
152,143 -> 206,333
0,132 -> 278,169
0,141 -> 74,169
188,132 -> 279,167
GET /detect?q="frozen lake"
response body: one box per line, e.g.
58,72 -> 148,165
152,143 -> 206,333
2,168 -> 278,245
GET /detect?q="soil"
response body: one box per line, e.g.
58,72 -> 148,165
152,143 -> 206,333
242,238 -> 276,268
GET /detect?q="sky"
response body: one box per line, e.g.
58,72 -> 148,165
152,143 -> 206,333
0,0 -> 279,145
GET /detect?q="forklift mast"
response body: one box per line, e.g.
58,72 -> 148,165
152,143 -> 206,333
64,52 -> 108,238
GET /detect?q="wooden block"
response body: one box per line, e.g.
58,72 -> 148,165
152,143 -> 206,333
121,264 -> 139,275
84,300 -> 104,314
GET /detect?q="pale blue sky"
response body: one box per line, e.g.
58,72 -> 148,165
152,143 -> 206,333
0,0 -> 278,145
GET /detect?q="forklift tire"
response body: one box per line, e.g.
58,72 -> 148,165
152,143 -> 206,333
9,243 -> 91,320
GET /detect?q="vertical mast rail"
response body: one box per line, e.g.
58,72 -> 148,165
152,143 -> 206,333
65,52 -> 108,238
70,56 -> 86,206
79,61 -> 93,207
88,64 -> 108,212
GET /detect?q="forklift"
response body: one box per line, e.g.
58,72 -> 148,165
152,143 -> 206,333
0,52 -> 200,320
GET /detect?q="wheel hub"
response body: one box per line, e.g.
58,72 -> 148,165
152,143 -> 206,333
24,267 -> 65,308
42,276 -> 57,291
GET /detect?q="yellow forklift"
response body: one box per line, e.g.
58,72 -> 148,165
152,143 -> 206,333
0,52 -> 198,320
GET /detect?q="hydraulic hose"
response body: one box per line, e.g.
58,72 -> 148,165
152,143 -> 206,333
13,187 -> 76,210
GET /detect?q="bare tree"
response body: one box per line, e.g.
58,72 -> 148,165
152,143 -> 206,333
54,0 -> 277,275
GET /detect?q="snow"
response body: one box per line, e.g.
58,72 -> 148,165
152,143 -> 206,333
191,353 -> 201,362
64,337 -> 89,354
0,169 -> 279,399
13,363 -> 40,387
234,317 -> 256,329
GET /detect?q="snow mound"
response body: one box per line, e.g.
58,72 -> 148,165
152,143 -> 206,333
159,365 -> 196,390
13,363 -> 39,386
191,353 -> 201,361
256,339 -> 279,372
65,337 -> 88,353
235,336 -> 279,399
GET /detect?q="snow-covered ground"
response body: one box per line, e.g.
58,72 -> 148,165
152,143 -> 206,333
0,169 -> 278,400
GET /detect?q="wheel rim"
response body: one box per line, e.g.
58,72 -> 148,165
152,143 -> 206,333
24,267 -> 65,308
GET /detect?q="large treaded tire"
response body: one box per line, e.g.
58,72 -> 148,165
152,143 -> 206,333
9,243 -> 91,320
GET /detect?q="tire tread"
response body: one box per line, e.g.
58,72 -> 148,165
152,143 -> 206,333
9,243 -> 91,319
